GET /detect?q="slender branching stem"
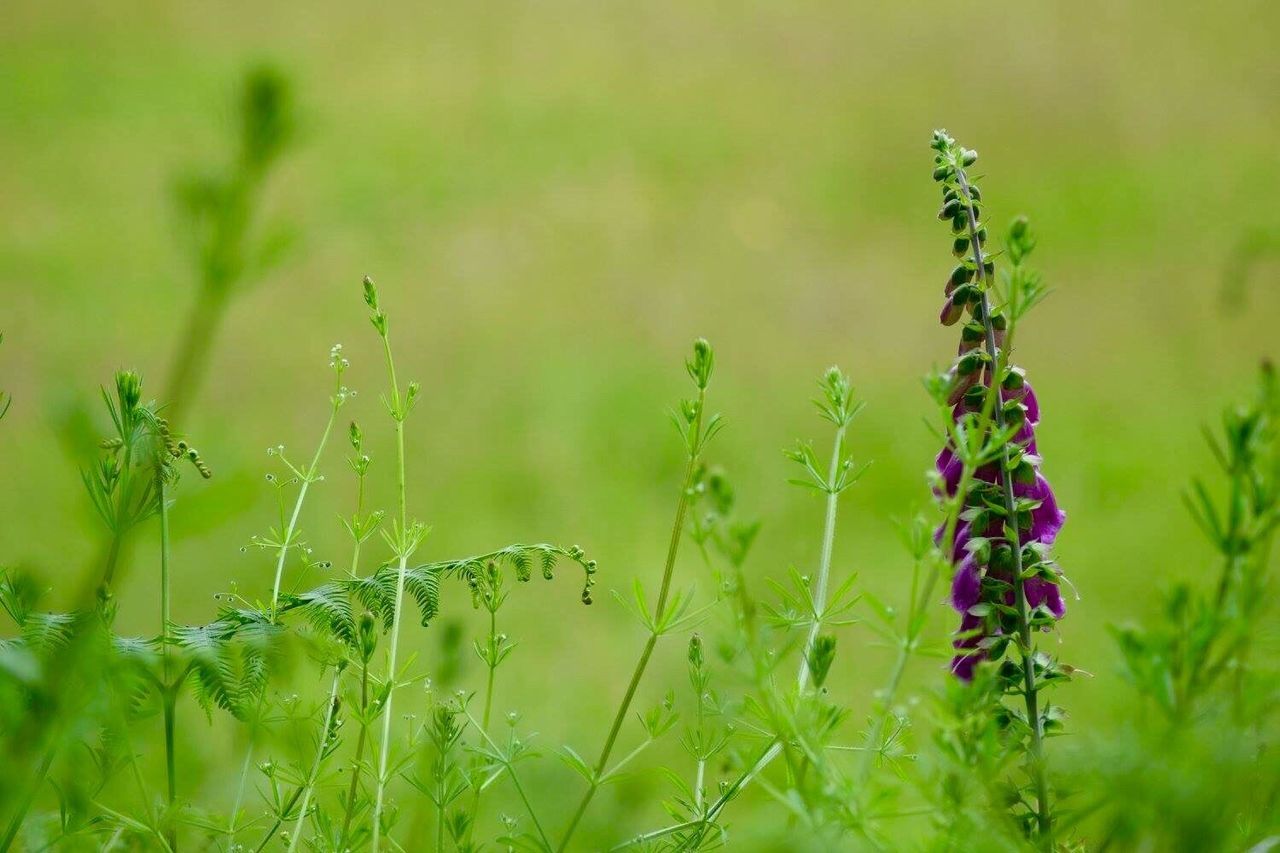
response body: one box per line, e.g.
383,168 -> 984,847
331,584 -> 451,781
371,304 -> 416,851
796,420 -> 848,691
624,384 -> 860,850
483,607 -> 498,732
230,377 -> 343,848
338,657 -> 371,847
0,745 -> 57,852
252,788 -> 304,853
464,604 -> 501,844
858,426 -> 996,780
285,672 -> 341,853
269,398 -> 342,619
157,473 -> 179,851
556,388 -> 706,852
462,710 -> 551,851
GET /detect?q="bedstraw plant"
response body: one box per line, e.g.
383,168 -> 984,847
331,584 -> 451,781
4,129 -> 1279,853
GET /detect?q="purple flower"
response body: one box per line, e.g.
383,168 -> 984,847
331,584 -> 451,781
934,347 -> 1066,680
950,555 -> 981,612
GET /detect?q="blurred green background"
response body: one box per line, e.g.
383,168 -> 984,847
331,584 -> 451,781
2,1 -> 1279,848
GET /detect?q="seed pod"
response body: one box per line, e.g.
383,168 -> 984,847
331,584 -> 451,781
961,148 -> 978,166
933,165 -> 951,182
939,198 -> 962,220
952,235 -> 971,258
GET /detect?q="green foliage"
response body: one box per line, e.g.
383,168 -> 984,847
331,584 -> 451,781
1,120 -> 1277,853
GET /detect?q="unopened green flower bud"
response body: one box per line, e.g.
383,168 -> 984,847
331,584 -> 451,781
940,296 -> 964,326
948,264 -> 975,290
686,338 -> 715,389
688,634 -> 704,668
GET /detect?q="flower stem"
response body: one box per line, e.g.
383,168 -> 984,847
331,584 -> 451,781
797,420 -> 848,691
269,400 -> 341,620
371,323 -> 413,852
556,388 -> 706,852
229,384 -> 342,848
955,167 -> 1052,846
633,386 -> 856,850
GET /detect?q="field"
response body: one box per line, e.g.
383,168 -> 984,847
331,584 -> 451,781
2,2 -> 1279,850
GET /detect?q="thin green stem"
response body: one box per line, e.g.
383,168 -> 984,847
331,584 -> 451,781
796,421 -> 848,691
464,605 -> 501,845
269,400 -> 341,619
286,672 -> 341,853
858,451 -> 988,781
371,322 -> 413,852
483,608 -> 498,731
227,740 -> 256,845
556,390 -> 706,852
163,693 -> 177,848
252,787 -> 304,853
230,383 -> 342,848
642,410 -> 852,849
338,657 -> 371,848
0,746 -> 56,852
157,473 -> 179,851
164,286 -> 229,425
462,710 -> 551,851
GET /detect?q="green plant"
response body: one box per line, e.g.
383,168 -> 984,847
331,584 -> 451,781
5,130 -> 1280,853
167,65 -> 296,420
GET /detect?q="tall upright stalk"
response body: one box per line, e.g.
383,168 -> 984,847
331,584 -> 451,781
796,415 -> 850,692
337,424 -> 377,850
157,474 -> 178,851
338,654 -> 371,846
657,369 -> 863,850
365,278 -> 423,851
557,341 -> 718,852
954,166 -> 1052,844
228,359 -> 346,847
